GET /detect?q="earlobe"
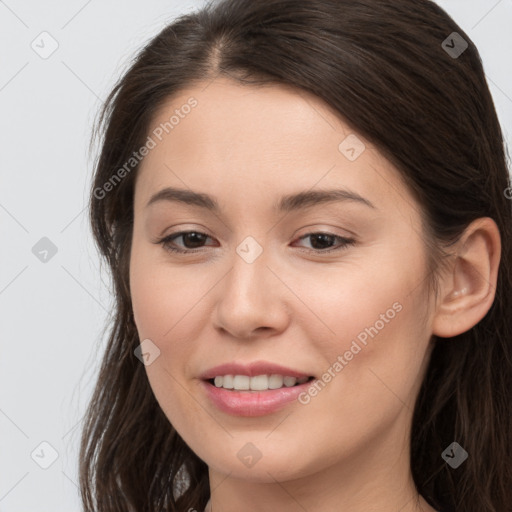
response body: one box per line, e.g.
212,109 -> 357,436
432,217 -> 501,339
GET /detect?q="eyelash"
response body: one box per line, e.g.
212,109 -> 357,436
155,230 -> 356,255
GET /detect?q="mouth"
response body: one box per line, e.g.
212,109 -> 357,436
199,361 -> 317,416
201,374 -> 317,417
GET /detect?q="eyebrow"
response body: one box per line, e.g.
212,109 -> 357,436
146,186 -> 376,212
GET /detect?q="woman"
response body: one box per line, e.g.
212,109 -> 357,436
80,0 -> 512,511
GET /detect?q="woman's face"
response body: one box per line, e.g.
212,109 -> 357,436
130,77 -> 436,482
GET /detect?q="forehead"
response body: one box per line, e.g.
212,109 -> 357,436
134,77 -> 415,221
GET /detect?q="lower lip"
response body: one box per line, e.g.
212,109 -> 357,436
201,379 -> 312,417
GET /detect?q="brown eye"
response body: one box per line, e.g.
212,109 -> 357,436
294,232 -> 355,253
157,231 -> 215,254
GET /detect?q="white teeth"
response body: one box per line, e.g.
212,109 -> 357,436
268,374 -> 284,389
233,375 -> 250,390
250,375 -> 268,390
212,374 -> 309,391
222,374 -> 234,389
283,376 -> 297,387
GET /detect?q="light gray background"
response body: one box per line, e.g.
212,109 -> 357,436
1,1 -> 511,510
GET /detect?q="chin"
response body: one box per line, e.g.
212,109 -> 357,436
203,442 -> 319,483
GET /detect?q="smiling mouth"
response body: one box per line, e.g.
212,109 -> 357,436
206,374 -> 315,391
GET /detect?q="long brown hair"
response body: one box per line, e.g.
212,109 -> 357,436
80,1 -> 512,510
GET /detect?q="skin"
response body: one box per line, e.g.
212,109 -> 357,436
129,77 -> 501,512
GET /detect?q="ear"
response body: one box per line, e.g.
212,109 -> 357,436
432,217 -> 501,338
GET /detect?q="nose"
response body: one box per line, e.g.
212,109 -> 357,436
212,245 -> 290,340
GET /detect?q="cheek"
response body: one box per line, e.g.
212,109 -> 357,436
310,285 -> 429,430
294,249 -> 429,421
129,244 -> 212,408
285,248 -> 418,363
130,244 -> 205,344
130,254 -> 206,440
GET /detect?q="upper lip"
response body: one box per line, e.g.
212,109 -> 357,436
200,361 -> 312,380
